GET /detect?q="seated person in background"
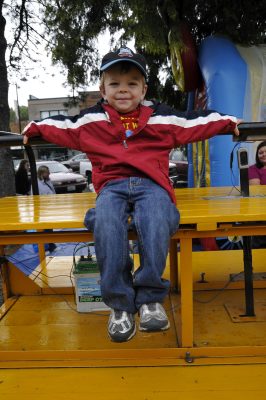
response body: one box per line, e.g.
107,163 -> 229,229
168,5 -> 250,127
248,141 -> 266,185
35,165 -> 56,195
15,159 -> 31,195
248,141 -> 266,248
34,165 -> 56,252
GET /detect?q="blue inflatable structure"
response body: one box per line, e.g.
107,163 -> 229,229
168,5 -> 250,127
188,36 -> 266,187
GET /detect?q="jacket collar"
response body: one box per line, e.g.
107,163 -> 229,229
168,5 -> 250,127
101,101 -> 155,136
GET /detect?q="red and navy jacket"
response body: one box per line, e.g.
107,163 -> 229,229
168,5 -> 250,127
23,100 -> 237,203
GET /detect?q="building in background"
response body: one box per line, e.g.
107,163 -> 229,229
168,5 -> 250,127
28,91 -> 101,121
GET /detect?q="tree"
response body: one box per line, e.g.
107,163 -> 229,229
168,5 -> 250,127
9,106 -> 28,122
43,0 -> 266,100
9,107 -> 16,123
1,0 -> 46,196
0,0 -> 15,196
19,105 -> 28,121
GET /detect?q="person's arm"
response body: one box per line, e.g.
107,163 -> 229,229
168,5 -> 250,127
22,111 -> 88,150
165,107 -> 240,146
249,178 -> 260,185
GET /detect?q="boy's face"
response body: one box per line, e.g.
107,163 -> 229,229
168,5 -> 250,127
100,65 -> 147,114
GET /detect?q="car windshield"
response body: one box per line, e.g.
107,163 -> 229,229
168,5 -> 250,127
37,162 -> 69,173
73,154 -> 86,161
170,149 -> 186,161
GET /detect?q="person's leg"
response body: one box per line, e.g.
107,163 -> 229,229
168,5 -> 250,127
93,180 -> 136,314
130,178 -> 180,330
44,229 -> 56,253
84,182 -> 136,342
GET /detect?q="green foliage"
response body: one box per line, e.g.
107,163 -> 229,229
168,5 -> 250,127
9,106 -> 28,122
4,0 -> 266,109
9,108 -> 16,123
42,0 -> 265,107
19,105 -> 28,121
182,0 -> 266,45
43,0 -> 125,88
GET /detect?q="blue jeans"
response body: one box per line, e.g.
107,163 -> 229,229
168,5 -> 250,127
84,177 -> 180,313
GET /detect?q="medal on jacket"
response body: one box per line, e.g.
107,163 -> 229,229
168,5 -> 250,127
125,130 -> 133,138
123,130 -> 133,148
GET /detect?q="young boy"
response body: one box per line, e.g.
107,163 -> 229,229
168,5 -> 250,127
23,47 -> 240,342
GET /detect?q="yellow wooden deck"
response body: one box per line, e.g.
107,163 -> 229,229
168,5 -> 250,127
1,187 -> 266,398
2,364 -> 266,400
1,252 -> 266,399
2,252 -> 266,351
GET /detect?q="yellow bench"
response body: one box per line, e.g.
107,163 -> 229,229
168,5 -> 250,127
1,186 -> 266,349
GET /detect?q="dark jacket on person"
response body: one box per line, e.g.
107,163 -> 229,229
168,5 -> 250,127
15,169 -> 31,195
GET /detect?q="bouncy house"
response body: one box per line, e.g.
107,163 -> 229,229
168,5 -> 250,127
188,36 -> 266,187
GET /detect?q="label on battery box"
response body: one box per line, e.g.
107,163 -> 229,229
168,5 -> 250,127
79,295 -> 103,303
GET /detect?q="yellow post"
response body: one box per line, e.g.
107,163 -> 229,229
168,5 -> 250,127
38,243 -> 47,271
0,245 -> 10,301
179,236 -> 193,347
169,240 -> 178,290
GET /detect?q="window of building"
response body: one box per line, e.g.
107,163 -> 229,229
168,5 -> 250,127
40,110 -> 68,119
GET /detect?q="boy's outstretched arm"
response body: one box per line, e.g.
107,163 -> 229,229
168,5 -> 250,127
22,113 -> 83,151
169,108 -> 240,146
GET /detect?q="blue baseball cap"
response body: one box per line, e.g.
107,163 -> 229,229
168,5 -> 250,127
100,47 -> 147,79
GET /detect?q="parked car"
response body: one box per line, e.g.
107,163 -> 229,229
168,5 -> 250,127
79,159 -> 93,184
62,153 -> 88,172
35,161 -> 87,193
80,157 -> 187,188
169,148 -> 188,188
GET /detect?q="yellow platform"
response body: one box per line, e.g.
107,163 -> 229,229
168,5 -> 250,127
1,188 -> 266,398
1,363 -> 266,400
1,250 -> 266,398
2,251 -> 266,353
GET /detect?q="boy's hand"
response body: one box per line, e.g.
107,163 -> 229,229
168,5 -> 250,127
23,134 -> 29,145
233,119 -> 242,136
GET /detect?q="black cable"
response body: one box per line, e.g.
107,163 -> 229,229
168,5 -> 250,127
193,270 -> 244,304
5,242 -> 240,316
167,270 -> 245,313
7,254 -> 77,311
229,142 -> 241,195
6,247 -> 109,317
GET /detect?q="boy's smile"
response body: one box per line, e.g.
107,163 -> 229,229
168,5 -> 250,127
100,65 -> 147,114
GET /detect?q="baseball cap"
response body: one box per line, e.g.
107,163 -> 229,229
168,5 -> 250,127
100,47 -> 147,79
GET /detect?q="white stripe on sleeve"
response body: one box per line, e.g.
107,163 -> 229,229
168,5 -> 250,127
36,113 -> 107,130
148,113 -> 237,128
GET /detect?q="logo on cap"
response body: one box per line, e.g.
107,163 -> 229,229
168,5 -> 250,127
118,48 -> 133,58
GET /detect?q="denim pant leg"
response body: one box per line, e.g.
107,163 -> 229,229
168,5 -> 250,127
131,179 -> 180,309
93,182 -> 136,313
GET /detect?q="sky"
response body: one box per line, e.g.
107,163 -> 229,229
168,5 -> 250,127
8,62 -> 86,108
8,43 -> 103,109
7,25 -> 134,110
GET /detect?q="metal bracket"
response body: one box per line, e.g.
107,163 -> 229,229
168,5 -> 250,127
184,351 -> 194,363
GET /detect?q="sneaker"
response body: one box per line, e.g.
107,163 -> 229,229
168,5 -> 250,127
108,309 -> 136,342
48,243 -> 57,253
139,303 -> 170,332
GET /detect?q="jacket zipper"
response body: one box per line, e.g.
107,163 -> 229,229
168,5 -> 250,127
122,140 -> 128,149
